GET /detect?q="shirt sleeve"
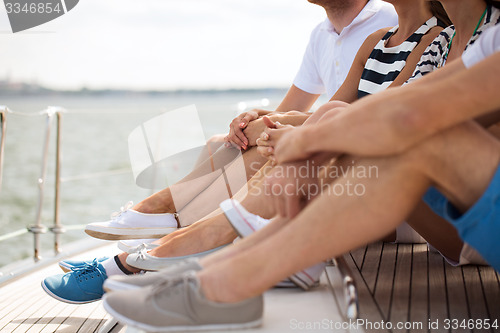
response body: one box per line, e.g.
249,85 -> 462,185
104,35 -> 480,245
292,27 -> 326,95
462,25 -> 500,68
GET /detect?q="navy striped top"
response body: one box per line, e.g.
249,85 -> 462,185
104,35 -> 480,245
358,17 -> 438,99
408,5 -> 500,83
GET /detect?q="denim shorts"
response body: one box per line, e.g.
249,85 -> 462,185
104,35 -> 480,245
423,164 -> 500,272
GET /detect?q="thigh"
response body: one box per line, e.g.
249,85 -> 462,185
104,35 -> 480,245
405,121 -> 500,212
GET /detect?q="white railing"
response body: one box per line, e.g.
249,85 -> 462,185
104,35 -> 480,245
0,106 -> 66,260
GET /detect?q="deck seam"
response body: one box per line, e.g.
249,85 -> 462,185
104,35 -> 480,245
406,244 -> 414,333
477,266 -> 493,333
386,243 -> 399,323
460,267 -> 473,330
372,242 -> 385,297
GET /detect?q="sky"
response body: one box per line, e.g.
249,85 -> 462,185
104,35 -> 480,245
0,0 -> 325,91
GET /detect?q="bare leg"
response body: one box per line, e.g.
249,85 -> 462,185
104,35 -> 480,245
406,200 -> 463,261
133,145 -> 266,216
137,161 -> 279,258
196,122 -> 500,303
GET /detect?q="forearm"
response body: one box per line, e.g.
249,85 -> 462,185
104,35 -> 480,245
275,84 -> 320,112
300,53 -> 500,157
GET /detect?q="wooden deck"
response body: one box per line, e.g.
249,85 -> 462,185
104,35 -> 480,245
0,244 -> 349,333
346,242 -> 500,333
0,241 -> 498,333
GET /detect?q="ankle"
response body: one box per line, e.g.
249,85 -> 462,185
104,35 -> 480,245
198,270 -> 246,303
117,253 -> 141,274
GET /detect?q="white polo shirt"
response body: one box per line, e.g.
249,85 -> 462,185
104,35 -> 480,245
293,0 -> 398,99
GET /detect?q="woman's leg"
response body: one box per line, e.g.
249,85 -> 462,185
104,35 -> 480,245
133,145 -> 267,217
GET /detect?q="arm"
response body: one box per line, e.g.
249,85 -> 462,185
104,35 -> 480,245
329,29 -> 389,104
275,53 -> 500,162
275,84 -> 320,112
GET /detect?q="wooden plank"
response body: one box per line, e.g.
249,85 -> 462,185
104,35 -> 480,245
343,254 -> 389,333
409,244 -> 429,333
0,287 -> 42,330
361,242 -> 384,294
462,265 -> 489,333
350,246 -> 367,270
373,242 -> 397,321
428,251 -> 448,333
57,302 -> 103,332
38,301 -> 81,333
479,266 -> 500,330
24,300 -> 69,333
8,294 -> 54,332
389,244 -> 413,333
77,302 -> 110,333
445,265 -> 469,333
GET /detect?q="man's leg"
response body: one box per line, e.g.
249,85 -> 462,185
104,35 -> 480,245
197,121 -> 500,303
405,200 -> 464,261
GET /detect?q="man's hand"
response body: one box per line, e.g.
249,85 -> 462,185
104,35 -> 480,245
272,126 -> 317,164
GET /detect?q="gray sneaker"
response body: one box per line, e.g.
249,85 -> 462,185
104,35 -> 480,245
103,272 -> 263,332
103,258 -> 202,292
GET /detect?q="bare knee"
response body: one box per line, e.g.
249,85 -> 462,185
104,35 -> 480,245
207,134 -> 226,144
305,101 -> 349,125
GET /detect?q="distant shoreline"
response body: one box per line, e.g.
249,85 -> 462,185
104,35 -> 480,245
0,84 -> 289,97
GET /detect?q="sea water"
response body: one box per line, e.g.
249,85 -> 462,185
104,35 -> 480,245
0,90 -> 287,267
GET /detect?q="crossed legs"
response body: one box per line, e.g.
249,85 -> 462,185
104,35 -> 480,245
195,121 -> 500,303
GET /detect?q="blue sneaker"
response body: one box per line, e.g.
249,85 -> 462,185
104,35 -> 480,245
41,259 -> 107,304
58,256 -> 109,273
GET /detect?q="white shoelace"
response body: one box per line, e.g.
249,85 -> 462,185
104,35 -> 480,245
110,201 -> 134,220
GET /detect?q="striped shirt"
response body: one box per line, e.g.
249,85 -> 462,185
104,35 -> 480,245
358,17 -> 438,98
408,5 -> 500,83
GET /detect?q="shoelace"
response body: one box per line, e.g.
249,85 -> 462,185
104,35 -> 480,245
135,248 -> 149,261
70,259 -> 105,282
126,242 -> 155,254
110,201 -> 134,220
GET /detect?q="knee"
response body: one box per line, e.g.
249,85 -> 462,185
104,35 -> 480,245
207,134 -> 226,144
316,100 -> 349,116
306,101 -> 349,125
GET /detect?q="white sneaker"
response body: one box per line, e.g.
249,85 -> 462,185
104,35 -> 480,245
220,199 -> 269,237
117,239 -> 160,253
220,199 -> 325,291
85,202 -> 178,240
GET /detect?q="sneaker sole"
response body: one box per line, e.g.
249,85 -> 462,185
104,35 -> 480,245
41,280 -> 100,304
288,273 -> 317,291
103,295 -> 263,332
220,200 -> 255,238
85,226 -> 177,240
